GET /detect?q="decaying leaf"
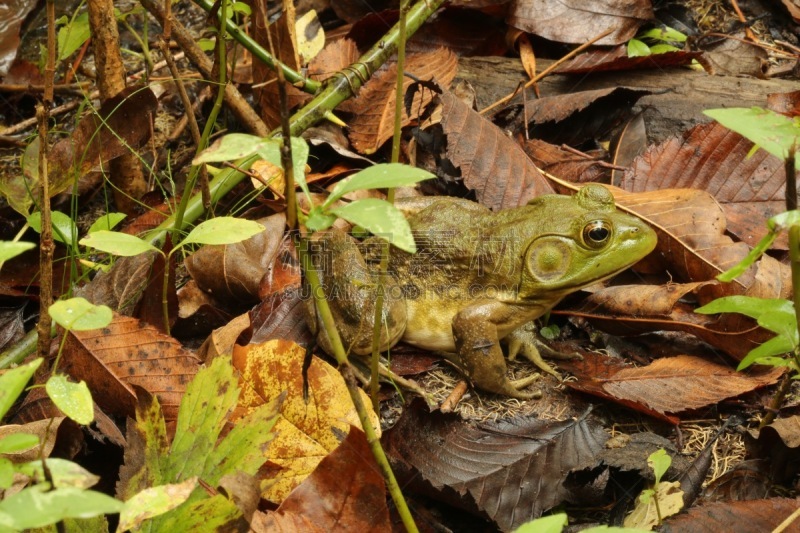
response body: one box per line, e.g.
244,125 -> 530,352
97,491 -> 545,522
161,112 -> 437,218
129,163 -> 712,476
231,340 -> 379,502
348,47 -> 458,154
556,45 -> 703,74
566,354 -> 782,420
383,401 -> 607,531
508,0 -> 653,45
62,314 -> 202,422
620,122 -> 787,250
258,427 -> 390,531
438,90 -> 554,209
661,497 -> 800,532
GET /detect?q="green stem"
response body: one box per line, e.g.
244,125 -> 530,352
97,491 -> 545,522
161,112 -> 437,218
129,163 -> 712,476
191,0 -> 320,94
369,0 -> 410,409
299,241 -> 418,533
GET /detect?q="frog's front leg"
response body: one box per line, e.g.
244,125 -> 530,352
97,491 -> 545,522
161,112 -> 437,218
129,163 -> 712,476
451,302 -> 542,399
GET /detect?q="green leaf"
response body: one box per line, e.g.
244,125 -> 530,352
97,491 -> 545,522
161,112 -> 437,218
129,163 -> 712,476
46,375 -> 94,426
231,1 -> 251,15
768,210 -> 800,232
116,391 -> 169,500
648,448 -> 671,485
513,512 -> 568,533
49,297 -> 113,331
758,310 -> 799,340
57,12 -> 91,61
256,136 -> 311,199
88,212 -> 127,233
640,26 -> 687,43
695,296 -> 793,320
305,210 -> 337,232
118,478 -> 199,532
737,335 -> 795,370
0,486 -> 123,529
331,198 -> 417,253
181,217 -> 265,247
197,38 -> 215,52
0,432 -> 39,454
164,358 -> 241,482
0,241 -> 35,262
324,163 -> 435,207
193,133 -> 268,164
704,107 -> 800,167
0,358 -> 42,421
80,230 -> 160,257
627,38 -> 651,57
17,458 -> 100,489
649,43 -> 681,54
0,458 -> 11,490
28,210 -> 78,245
150,493 -> 243,532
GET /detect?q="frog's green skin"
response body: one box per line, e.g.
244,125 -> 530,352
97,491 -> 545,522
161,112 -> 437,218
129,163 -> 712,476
305,184 -> 657,399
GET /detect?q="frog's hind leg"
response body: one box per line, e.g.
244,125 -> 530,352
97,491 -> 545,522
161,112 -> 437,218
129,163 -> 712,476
306,230 -> 406,356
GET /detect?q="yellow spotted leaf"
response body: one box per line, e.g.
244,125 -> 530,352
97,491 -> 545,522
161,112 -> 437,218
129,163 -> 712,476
231,339 -> 378,502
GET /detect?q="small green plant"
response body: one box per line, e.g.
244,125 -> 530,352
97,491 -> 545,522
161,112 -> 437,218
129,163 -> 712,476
193,133 -> 434,252
627,25 -> 687,57
696,107 -> 800,375
623,449 -> 684,529
80,215 -> 265,334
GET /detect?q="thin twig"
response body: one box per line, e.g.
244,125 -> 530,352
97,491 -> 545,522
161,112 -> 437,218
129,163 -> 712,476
480,28 -> 613,115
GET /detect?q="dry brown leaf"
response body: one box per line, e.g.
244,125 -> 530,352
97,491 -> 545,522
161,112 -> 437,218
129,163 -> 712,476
601,355 -> 782,416
185,214 -> 290,306
0,418 -> 70,462
439,90 -> 554,209
384,400 -> 608,530
610,187 -> 792,302
556,45 -> 703,74
620,122 -> 787,250
521,87 -> 651,146
231,339 -> 378,502
522,138 -> 608,183
63,314 -> 201,422
263,427 -> 391,531
661,497 -> 800,532
507,0 -> 653,46
348,47 -> 458,154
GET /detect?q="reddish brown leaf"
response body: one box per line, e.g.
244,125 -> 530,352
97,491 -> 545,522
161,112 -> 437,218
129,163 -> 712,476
699,32 -> 768,78
508,0 -> 653,46
439,90 -> 554,209
600,355 -> 782,417
383,401 -> 608,530
760,415 -> 800,448
264,427 -> 391,531
135,235 -> 176,334
76,252 -> 158,315
246,288 -> 311,347
63,314 -> 201,422
523,138 -> 609,183
702,460 -> 772,502
0,0 -> 37,76
767,89 -> 800,116
610,113 -> 648,185
348,48 -> 458,154
556,45 -> 703,74
411,7 -> 507,57
620,122 -> 787,250
661,498 -> 800,532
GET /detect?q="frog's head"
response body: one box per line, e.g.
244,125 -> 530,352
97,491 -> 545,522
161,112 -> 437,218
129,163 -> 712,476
517,184 -> 656,301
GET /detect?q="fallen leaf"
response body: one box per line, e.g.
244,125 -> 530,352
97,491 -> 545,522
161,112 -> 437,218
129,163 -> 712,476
661,498 -> 800,532
383,400 -> 608,530
508,0 -> 653,46
438,90 -> 554,209
556,45 -> 703,74
231,340 -> 379,502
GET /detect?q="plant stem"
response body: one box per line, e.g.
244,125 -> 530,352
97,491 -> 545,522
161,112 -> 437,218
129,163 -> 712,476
191,0 -> 320,94
299,242 -> 418,533
36,0 -> 56,361
369,0 -> 410,409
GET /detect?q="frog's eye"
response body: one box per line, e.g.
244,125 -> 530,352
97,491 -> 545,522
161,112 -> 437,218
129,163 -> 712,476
582,220 -> 612,248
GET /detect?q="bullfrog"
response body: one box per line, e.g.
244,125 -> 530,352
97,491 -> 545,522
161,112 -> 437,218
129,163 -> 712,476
304,184 -> 657,398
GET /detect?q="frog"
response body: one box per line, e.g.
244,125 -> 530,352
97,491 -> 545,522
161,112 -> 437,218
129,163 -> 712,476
303,184 -> 657,399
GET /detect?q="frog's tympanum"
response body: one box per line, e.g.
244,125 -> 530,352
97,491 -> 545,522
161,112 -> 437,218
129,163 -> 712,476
304,184 -> 657,398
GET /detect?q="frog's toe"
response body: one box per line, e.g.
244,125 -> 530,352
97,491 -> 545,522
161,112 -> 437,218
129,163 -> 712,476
510,374 -> 540,389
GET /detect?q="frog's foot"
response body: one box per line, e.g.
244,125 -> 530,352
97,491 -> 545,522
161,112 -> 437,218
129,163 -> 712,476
506,325 -> 581,380
489,375 -> 542,400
